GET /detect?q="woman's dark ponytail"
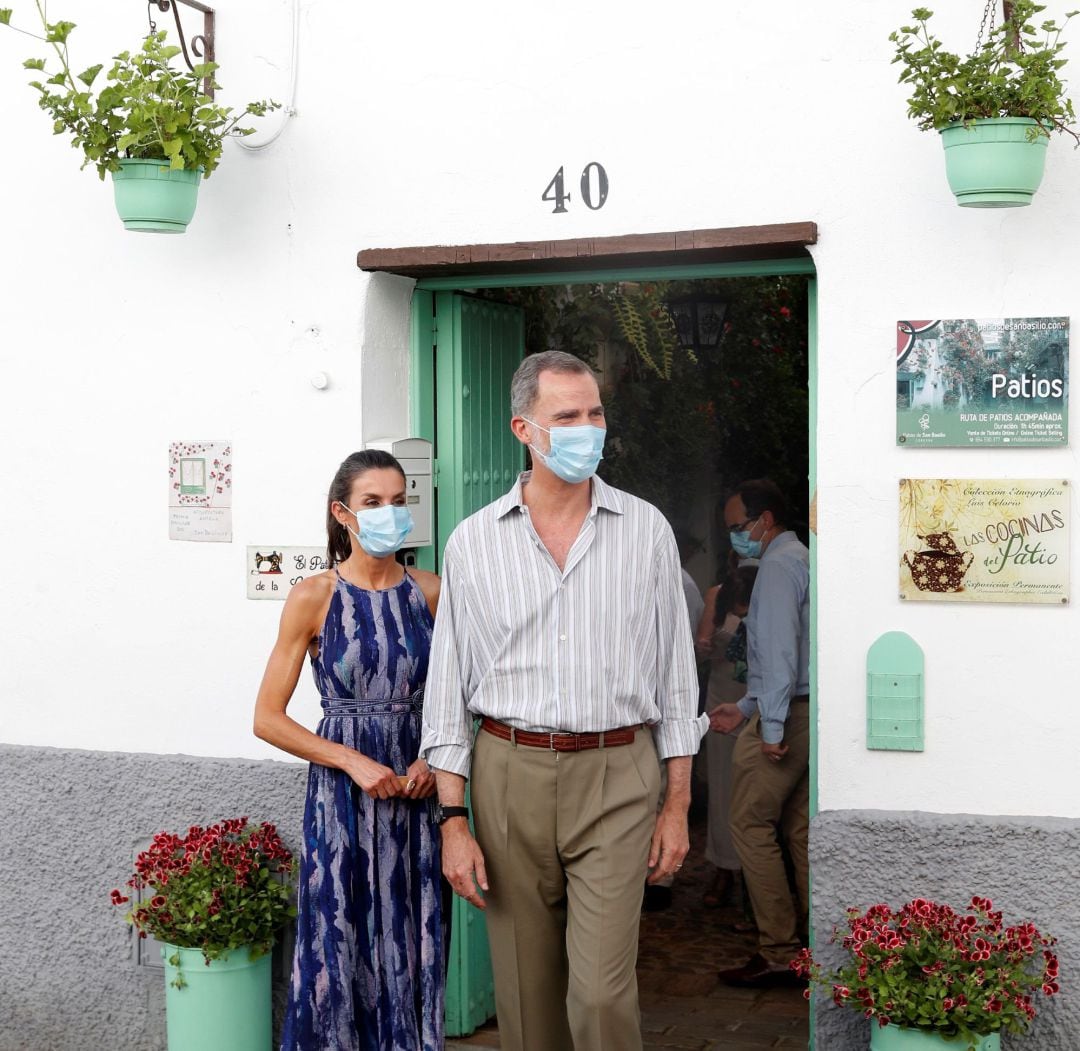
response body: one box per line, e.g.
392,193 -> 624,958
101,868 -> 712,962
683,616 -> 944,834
326,450 -> 406,566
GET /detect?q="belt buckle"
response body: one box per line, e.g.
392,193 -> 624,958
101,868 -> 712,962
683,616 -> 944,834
549,732 -> 576,752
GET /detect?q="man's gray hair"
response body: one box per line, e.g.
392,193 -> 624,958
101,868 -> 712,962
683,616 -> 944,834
510,351 -> 595,418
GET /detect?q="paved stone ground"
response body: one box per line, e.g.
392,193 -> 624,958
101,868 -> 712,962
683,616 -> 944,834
448,810 -> 809,1050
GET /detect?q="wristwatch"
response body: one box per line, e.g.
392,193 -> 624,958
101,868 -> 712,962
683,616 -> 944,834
434,804 -> 469,825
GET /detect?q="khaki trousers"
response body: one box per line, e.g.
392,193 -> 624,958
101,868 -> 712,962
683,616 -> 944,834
471,727 -> 661,1051
729,704 -> 810,965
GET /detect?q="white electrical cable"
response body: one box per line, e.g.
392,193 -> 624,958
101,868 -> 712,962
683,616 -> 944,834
235,0 -> 299,151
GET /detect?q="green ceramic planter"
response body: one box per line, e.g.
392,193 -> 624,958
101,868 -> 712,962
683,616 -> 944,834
939,117 -> 1048,208
162,944 -> 271,1051
871,1023 -> 1001,1051
111,158 -> 202,233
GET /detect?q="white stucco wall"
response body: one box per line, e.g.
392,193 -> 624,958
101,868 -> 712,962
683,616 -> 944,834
1,2 -> 1077,817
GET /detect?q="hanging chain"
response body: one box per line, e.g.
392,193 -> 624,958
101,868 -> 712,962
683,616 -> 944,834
976,1 -> 1024,55
975,0 -> 997,51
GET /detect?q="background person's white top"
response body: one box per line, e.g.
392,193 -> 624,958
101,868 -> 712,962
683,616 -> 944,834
421,473 -> 707,778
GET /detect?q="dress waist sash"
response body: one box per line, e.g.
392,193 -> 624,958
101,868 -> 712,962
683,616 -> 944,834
319,689 -> 424,717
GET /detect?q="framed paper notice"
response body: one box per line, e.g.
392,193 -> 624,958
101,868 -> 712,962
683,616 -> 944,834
168,440 -> 233,542
899,479 -> 1069,605
896,317 -> 1068,447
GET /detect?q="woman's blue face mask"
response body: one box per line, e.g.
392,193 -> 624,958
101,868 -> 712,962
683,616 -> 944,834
339,502 -> 414,557
523,418 -> 605,484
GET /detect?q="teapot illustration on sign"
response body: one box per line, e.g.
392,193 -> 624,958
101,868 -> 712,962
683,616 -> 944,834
903,532 -> 974,593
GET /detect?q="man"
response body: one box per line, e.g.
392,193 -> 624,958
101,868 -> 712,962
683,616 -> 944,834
421,350 -> 705,1051
709,478 -> 810,987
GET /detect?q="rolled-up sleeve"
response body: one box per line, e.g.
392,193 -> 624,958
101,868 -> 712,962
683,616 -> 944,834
420,542 -> 475,777
651,526 -> 708,759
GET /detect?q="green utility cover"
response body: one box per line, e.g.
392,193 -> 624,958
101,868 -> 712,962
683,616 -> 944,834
866,631 -> 924,751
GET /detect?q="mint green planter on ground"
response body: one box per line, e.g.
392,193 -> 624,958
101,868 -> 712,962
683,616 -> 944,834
162,944 -> 271,1051
871,1023 -> 1001,1051
111,159 -> 202,233
939,117 -> 1048,208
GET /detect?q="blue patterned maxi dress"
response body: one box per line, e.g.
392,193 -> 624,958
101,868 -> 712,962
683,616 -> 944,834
281,571 -> 444,1051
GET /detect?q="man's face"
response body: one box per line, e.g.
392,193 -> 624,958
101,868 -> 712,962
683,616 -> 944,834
516,369 -> 605,453
725,495 -> 770,542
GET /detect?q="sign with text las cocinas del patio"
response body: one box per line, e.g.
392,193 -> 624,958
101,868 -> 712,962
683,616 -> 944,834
899,479 -> 1069,605
896,317 -> 1069,447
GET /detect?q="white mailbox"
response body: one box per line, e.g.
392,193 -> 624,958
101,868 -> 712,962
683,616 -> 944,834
365,437 -> 433,548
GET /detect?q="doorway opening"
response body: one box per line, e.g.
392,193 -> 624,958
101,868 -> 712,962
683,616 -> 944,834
361,230 -> 817,1048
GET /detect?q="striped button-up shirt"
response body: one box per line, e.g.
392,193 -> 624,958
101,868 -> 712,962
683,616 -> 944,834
421,472 -> 706,778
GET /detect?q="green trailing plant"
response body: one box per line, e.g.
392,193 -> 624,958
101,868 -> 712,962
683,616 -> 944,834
889,1 -> 1079,142
610,285 -> 690,380
0,3 -> 278,178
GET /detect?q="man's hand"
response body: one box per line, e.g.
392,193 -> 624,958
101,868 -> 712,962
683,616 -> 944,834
647,804 -> 689,884
709,703 -> 746,735
761,740 -> 788,762
441,820 -> 489,910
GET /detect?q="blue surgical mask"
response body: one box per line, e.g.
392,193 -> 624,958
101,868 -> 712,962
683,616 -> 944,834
524,418 -> 605,484
340,503 -> 414,557
729,530 -> 762,559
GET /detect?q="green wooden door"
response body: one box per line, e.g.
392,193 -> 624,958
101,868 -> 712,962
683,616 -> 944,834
411,291 -> 525,1035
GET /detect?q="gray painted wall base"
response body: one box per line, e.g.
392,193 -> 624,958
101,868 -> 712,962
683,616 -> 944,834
811,809 -> 1080,1050
0,744 -> 307,1051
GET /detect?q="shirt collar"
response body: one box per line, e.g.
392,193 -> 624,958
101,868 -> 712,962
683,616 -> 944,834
495,471 -> 625,519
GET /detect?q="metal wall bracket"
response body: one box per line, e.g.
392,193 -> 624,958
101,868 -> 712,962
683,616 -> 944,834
147,1 -> 216,97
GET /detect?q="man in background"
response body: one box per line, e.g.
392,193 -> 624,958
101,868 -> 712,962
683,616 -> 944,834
709,478 -> 810,987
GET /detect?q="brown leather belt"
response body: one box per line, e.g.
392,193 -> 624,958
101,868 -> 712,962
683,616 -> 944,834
791,694 -> 810,704
480,717 -> 643,752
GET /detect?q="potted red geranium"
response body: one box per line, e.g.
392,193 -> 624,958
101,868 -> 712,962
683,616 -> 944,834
793,896 -> 1059,1051
111,816 -> 296,1051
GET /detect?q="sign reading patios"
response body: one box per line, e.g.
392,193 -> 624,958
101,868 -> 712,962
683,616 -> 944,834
899,479 -> 1069,605
896,317 -> 1069,447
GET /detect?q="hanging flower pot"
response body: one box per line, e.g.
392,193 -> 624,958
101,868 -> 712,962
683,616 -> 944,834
163,944 -> 272,1051
871,1024 -> 1000,1051
939,118 -> 1048,208
112,159 -> 203,233
890,3 -> 1079,208
2,12 -> 278,233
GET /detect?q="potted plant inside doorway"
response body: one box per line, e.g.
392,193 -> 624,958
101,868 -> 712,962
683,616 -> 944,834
111,816 -> 296,1051
0,3 -> 278,232
889,1 -> 1080,207
792,895 -> 1060,1050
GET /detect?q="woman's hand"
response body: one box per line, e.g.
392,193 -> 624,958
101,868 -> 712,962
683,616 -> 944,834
346,754 -> 403,799
402,758 -> 436,799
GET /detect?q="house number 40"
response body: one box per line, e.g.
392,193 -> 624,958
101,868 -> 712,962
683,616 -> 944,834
542,162 -> 609,213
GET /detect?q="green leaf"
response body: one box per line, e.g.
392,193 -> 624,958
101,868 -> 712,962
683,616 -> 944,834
23,57 -> 45,70
0,10 -> 12,26
44,19 -> 75,44
77,64 -> 102,88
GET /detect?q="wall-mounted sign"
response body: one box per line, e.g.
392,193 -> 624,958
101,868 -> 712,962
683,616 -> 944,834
899,479 -> 1069,605
169,440 -> 232,542
247,546 -> 329,600
896,317 -> 1069,447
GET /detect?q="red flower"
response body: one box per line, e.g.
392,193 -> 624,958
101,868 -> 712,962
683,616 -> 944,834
109,889 -> 129,906
150,895 -> 166,909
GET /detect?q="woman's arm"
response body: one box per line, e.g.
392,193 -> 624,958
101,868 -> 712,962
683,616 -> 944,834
410,568 -> 441,618
252,575 -> 402,799
695,584 -> 721,658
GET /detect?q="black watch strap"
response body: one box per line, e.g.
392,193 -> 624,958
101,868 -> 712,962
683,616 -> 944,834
435,804 -> 469,825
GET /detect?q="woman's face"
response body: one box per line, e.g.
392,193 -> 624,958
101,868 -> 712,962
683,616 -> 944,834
343,468 -> 407,513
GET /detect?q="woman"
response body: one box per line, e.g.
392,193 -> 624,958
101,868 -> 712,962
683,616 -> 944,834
254,449 -> 444,1051
696,564 -> 757,911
